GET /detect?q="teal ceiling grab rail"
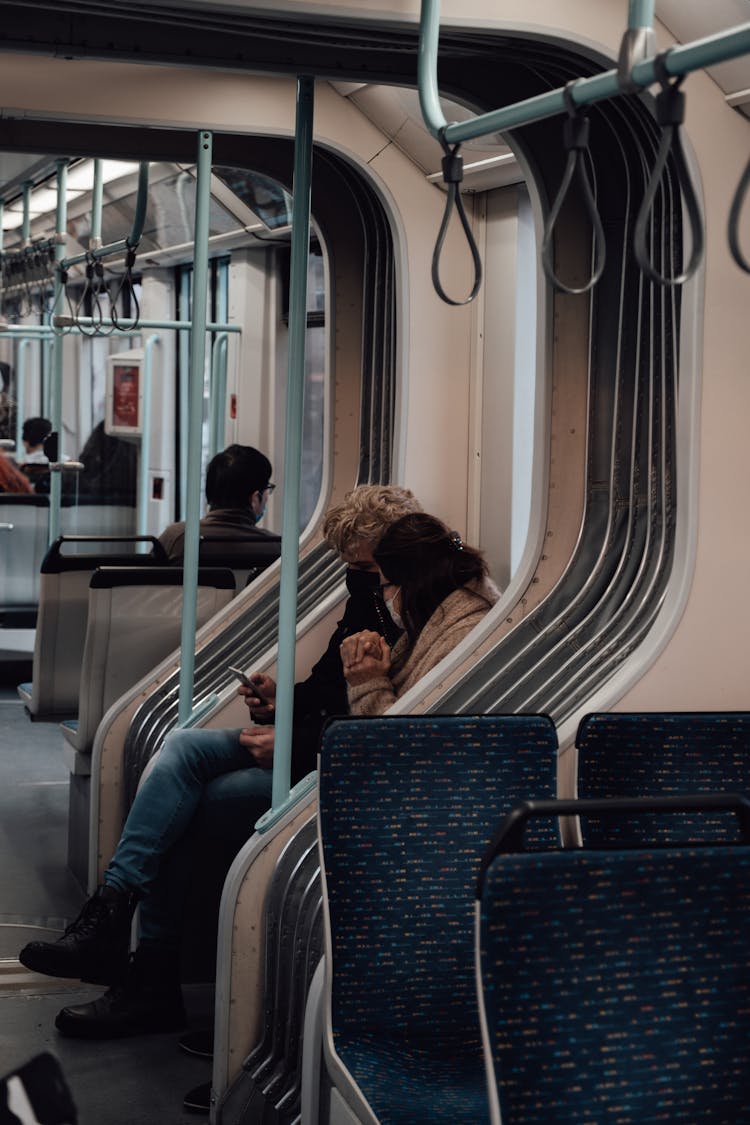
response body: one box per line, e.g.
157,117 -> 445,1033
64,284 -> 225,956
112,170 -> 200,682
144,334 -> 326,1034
418,0 -> 750,292
418,0 -> 750,144
61,162 -> 149,269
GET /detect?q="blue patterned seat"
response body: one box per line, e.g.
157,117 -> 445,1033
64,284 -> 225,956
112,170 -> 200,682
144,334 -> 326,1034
316,714 -> 559,1125
477,797 -> 750,1125
576,711 -> 750,845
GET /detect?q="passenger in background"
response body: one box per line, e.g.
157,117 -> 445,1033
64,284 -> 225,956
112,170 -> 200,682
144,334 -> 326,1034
0,450 -> 32,494
157,443 -> 280,564
17,417 -> 52,466
16,417 -> 52,493
77,420 -> 138,504
19,484 -> 422,1042
341,512 -> 500,714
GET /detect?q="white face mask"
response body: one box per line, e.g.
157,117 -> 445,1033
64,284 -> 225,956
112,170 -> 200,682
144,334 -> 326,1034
385,596 -> 403,631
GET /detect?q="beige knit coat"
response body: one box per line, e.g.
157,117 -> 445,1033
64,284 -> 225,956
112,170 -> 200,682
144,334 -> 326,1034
346,577 -> 500,717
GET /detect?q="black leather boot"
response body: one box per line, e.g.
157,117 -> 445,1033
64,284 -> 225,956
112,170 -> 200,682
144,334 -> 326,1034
19,883 -> 138,985
183,1081 -> 211,1115
55,944 -> 186,1039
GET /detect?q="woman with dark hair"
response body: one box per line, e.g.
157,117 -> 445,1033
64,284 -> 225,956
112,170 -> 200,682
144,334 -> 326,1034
340,512 -> 500,715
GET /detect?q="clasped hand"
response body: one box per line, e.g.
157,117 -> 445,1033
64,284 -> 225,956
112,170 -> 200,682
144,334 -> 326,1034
340,629 -> 391,686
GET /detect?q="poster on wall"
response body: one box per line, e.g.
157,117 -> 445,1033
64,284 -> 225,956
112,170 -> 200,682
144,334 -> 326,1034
105,352 -> 143,437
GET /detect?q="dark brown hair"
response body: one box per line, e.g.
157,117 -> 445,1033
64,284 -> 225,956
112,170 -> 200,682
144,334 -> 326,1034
374,512 -> 487,644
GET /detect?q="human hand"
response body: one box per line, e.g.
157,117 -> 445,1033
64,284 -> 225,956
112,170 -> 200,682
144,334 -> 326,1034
340,629 -> 391,686
238,672 -> 277,723
239,726 -> 275,768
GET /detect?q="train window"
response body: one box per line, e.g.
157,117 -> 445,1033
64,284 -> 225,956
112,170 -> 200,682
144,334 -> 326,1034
214,166 -> 293,231
0,155 -> 328,610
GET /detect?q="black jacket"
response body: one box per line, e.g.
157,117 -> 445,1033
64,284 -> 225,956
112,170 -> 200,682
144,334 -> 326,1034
289,585 -> 399,782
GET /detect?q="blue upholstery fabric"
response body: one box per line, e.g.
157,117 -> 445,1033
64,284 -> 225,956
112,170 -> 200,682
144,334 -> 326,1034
480,843 -> 750,1124
576,712 -> 750,845
318,714 -> 559,1125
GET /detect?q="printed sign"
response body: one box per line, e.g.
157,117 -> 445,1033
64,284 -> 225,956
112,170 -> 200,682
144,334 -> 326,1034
111,363 -> 140,430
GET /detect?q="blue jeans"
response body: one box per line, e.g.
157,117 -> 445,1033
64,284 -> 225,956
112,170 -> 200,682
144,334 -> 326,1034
105,727 -> 273,946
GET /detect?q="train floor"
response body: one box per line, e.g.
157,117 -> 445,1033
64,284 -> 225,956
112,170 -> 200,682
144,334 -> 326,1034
0,663 -> 215,1125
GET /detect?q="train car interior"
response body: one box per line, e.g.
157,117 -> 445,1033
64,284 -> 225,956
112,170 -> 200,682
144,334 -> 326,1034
1,1 -> 749,1122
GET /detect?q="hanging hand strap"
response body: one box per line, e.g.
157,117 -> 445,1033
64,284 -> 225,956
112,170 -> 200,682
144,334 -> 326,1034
91,258 -> 115,337
728,154 -> 750,274
50,265 -> 75,336
430,132 -> 482,306
73,255 -> 99,337
633,51 -> 704,287
541,81 -> 606,296
109,247 -> 141,330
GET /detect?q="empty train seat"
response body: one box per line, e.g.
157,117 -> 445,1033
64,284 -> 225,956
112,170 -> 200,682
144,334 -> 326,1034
576,711 -> 750,845
62,564 -> 236,888
0,494 -> 50,622
0,494 -> 138,625
307,714 -> 559,1125
62,565 -> 236,759
476,796 -> 750,1125
17,535 -> 169,720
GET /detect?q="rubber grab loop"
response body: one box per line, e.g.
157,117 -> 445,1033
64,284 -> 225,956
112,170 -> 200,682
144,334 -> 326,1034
51,265 -> 75,336
110,246 -> 141,330
633,51 -> 704,287
728,154 -> 750,274
430,132 -> 482,306
541,81 -> 606,295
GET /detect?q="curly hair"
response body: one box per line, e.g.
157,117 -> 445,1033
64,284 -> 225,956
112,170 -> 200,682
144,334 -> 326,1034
323,485 -> 423,557
374,512 -> 487,644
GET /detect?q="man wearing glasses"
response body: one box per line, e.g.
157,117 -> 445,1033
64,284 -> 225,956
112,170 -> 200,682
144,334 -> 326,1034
157,443 -> 281,567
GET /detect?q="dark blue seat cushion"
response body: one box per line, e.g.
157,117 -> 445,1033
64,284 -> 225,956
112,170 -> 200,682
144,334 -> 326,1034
319,713 -> 559,1124
576,712 -> 750,844
481,844 -> 750,1124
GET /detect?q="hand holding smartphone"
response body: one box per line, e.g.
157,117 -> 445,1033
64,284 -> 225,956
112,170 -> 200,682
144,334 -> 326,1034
228,665 -> 251,687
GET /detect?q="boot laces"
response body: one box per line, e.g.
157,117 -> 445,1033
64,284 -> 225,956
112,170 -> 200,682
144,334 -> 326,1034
62,893 -> 110,939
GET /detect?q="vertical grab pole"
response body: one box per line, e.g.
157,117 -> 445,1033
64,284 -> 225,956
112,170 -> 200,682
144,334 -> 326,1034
14,338 -> 32,457
418,0 -> 448,139
21,182 -> 32,247
272,75 -> 315,811
178,271 -> 191,520
209,332 -> 228,459
137,333 -> 161,537
628,0 -> 655,29
90,159 -> 104,249
47,160 -> 67,546
177,131 -> 212,725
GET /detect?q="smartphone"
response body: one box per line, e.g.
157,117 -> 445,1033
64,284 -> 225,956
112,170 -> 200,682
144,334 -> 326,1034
228,666 -> 251,687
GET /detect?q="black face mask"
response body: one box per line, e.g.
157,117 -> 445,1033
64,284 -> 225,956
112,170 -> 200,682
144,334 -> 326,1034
345,567 -> 380,596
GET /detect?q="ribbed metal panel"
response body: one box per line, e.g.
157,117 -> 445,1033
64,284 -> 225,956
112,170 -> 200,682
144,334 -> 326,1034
438,72 -> 681,725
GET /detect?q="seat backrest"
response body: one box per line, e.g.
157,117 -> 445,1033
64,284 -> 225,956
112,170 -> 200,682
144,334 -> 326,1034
68,565 -> 235,753
0,493 -> 49,612
317,713 -> 559,1125
20,535 -> 168,718
576,711 -> 750,845
478,797 -> 750,1125
195,534 -> 282,591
